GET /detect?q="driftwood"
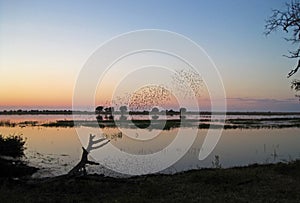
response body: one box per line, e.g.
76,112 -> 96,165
68,134 -> 110,176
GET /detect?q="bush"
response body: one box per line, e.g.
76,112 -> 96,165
0,134 -> 26,158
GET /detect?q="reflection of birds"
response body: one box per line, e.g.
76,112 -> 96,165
287,60 -> 300,78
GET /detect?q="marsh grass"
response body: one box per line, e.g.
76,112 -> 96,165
1,116 -> 300,129
41,120 -> 75,127
0,120 -> 16,127
19,121 -> 38,126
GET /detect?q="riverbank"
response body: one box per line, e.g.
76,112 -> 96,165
0,157 -> 38,178
1,160 -> 300,202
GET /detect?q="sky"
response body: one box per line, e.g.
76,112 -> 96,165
0,0 -> 300,111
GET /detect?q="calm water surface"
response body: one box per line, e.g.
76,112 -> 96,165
0,123 -> 299,177
1,114 -> 300,123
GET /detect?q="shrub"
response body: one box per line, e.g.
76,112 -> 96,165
0,134 -> 26,158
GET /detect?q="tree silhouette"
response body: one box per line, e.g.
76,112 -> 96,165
179,107 -> 187,119
265,0 -> 300,95
119,106 -> 127,116
105,107 -> 114,120
151,107 -> 159,120
167,109 -> 175,116
119,106 -> 127,120
95,106 -> 104,114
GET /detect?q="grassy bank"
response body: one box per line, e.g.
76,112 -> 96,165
0,160 -> 300,202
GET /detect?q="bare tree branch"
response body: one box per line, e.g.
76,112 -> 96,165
68,134 -> 110,176
291,79 -> 300,90
265,1 -> 300,59
288,60 -> 300,77
265,1 -> 300,93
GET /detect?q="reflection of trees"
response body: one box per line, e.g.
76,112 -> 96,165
119,115 -> 127,121
95,105 -> 189,121
96,106 -> 114,120
96,115 -> 103,121
104,107 -> 114,120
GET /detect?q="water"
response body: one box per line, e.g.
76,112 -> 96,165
0,119 -> 299,177
1,113 -> 300,124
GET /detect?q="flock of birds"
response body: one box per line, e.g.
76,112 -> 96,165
99,68 -> 204,111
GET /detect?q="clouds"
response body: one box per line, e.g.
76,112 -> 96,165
227,97 -> 300,111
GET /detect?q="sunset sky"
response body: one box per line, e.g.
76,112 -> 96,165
0,0 -> 300,111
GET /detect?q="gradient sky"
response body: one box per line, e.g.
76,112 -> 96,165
0,0 -> 300,111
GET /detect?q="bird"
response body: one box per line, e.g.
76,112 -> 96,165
287,60 -> 300,78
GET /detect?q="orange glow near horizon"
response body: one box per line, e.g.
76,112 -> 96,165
0,63 -> 298,111
0,67 -> 75,108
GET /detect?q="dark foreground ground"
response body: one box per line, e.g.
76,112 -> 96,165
1,160 -> 300,202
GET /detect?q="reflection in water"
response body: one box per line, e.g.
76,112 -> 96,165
0,126 -> 299,177
2,114 -> 300,124
172,128 -> 300,173
0,127 -> 82,177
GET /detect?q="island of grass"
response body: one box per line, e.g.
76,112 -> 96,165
37,117 -> 300,129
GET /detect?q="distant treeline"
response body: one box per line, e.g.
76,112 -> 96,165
115,111 -> 300,116
0,109 -> 300,115
0,110 -> 93,115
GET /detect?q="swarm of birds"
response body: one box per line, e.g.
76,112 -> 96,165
97,68 -> 204,111
171,68 -> 203,98
128,85 -> 172,111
